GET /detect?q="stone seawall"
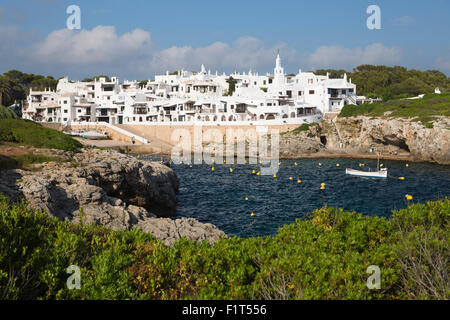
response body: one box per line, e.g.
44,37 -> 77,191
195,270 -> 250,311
116,123 -> 301,145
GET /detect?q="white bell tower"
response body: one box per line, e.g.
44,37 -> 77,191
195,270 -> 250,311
273,51 -> 285,86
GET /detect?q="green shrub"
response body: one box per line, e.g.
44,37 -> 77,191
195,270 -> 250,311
0,119 -> 82,152
390,200 -> 449,299
338,92 -> 450,126
0,194 -> 448,300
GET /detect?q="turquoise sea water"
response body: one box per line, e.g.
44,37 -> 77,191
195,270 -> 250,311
143,156 -> 450,238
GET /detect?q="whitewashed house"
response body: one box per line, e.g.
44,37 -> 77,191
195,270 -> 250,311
24,54 -> 357,126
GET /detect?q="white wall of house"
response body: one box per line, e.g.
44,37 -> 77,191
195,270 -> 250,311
24,54 -> 356,125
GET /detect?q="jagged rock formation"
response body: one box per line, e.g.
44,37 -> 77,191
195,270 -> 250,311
279,117 -> 450,164
324,117 -> 450,164
278,123 -> 325,157
0,148 -> 225,245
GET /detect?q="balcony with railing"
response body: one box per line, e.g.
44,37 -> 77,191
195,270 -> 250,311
134,107 -> 148,114
329,93 -> 347,99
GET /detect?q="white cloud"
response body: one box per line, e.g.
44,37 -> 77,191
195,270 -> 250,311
0,24 -> 423,78
145,37 -> 297,74
17,27 -> 296,78
32,26 -> 153,65
307,43 -> 402,69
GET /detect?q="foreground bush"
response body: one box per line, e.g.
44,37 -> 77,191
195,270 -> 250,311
0,194 -> 448,300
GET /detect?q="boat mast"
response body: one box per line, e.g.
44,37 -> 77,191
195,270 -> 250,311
377,151 -> 380,171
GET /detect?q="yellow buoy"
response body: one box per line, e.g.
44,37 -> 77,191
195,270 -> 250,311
289,177 -> 293,181
250,212 -> 255,217
320,186 -> 325,190
406,164 -> 409,167
252,170 -> 256,174
320,182 -> 325,190
278,162 -> 281,166
211,167 -> 215,171
294,162 -> 298,166
405,194 -> 413,201
297,179 -> 302,184
380,164 -> 384,167
224,159 -> 226,163
229,168 -> 233,173
318,163 -> 322,166
399,177 -> 405,180
336,163 -> 340,167
273,174 -> 277,178
256,172 -> 260,176
245,197 -> 248,201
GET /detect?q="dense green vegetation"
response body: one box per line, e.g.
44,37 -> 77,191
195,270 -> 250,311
339,92 -> 450,126
0,194 -> 447,300
0,70 -> 59,107
0,119 -> 82,152
225,76 -> 236,96
0,106 -> 18,120
316,65 -> 450,101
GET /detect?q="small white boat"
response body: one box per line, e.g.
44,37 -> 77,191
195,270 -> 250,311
345,168 -> 387,178
345,151 -> 387,178
80,131 -> 109,140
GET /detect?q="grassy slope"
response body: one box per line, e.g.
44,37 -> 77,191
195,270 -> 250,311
339,92 -> 450,126
0,118 -> 82,152
0,194 -> 448,300
0,152 -> 67,170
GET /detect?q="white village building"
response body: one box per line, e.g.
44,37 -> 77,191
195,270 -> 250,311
23,54 -> 357,126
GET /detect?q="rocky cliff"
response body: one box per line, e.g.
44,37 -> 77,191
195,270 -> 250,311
0,148 -> 225,245
279,117 -> 450,164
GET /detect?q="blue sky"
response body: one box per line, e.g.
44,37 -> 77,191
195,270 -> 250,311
0,0 -> 449,79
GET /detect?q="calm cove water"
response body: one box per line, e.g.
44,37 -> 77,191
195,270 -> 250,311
142,156 -> 450,238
